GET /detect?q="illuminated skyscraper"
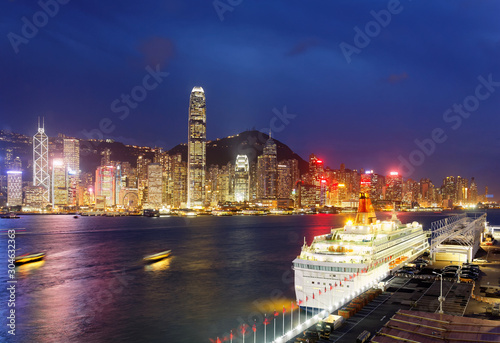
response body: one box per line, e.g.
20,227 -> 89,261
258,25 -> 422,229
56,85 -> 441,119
95,165 -> 117,208
257,136 -> 277,199
277,163 -> 292,199
234,155 -> 250,202
63,139 -> 80,174
187,86 -> 206,208
52,159 -> 68,207
146,163 -> 163,209
7,171 -> 22,207
442,176 -> 456,202
33,118 -> 50,205
386,171 -> 403,202
469,177 -> 478,203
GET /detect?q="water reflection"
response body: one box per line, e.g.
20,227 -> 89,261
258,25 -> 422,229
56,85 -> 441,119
144,257 -> 172,272
16,260 -> 45,277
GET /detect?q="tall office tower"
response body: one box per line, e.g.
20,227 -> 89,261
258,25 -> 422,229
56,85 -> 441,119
360,170 -> 373,195
101,148 -> 111,166
52,159 -> 68,207
234,155 -> 250,202
137,155 -> 151,205
469,177 -> 478,203
4,148 -> 13,169
369,173 -> 385,200
95,165 -> 117,209
187,86 -> 206,208
442,176 -> 456,202
63,139 -> 80,207
7,171 -> 22,207
257,136 -> 277,199
33,118 -> 50,205
386,171 -> 403,202
63,139 -> 80,173
277,163 -> 292,199
172,153 -> 187,208
146,163 -> 163,209
216,163 -> 234,203
456,176 -> 468,204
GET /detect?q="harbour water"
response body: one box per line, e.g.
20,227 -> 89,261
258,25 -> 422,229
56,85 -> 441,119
1,211 -> 498,342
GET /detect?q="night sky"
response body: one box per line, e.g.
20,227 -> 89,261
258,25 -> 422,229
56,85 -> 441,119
1,0 -> 499,198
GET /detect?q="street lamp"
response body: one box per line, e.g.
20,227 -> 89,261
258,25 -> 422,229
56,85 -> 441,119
432,271 -> 445,314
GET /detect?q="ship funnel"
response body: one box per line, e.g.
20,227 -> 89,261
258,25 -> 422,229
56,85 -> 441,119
354,193 -> 377,225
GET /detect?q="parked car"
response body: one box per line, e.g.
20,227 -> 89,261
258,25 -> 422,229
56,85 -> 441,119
460,273 -> 478,281
472,258 -> 488,263
463,263 -> 480,270
462,267 -> 480,274
443,271 -> 458,278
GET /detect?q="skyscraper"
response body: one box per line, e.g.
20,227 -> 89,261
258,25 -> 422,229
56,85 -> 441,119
63,139 -> 80,174
7,170 -> 22,207
52,159 -> 68,207
386,171 -> 403,202
33,118 -> 50,205
257,136 -> 277,199
95,165 -> 117,209
146,163 -> 163,209
234,155 -> 250,202
187,86 -> 206,208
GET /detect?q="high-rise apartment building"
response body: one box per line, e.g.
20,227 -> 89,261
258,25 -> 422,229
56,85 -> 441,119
234,155 -> 250,202
33,118 -> 50,205
7,170 -> 22,207
187,87 -> 206,208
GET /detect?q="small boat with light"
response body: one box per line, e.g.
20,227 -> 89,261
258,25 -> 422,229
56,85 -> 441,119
1,212 -> 20,219
143,250 -> 171,263
15,253 -> 45,266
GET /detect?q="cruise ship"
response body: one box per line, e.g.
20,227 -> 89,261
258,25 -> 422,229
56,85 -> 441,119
293,193 -> 429,311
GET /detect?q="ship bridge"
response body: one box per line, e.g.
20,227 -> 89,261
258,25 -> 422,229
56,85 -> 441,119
430,213 -> 487,263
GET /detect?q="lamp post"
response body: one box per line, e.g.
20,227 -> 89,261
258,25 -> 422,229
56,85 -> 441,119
432,271 -> 445,314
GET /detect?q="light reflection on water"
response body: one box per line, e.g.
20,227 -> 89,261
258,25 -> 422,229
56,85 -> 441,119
0,211 -> 496,342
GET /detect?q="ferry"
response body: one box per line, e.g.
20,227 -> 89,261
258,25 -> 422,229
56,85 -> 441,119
143,250 -> 172,263
15,253 -> 45,266
293,193 -> 429,311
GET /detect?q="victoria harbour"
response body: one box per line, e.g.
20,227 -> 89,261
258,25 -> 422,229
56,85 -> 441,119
1,211 -> 499,342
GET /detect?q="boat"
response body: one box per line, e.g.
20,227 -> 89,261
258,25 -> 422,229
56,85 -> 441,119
292,193 -> 429,312
143,209 -> 160,217
73,215 -> 79,219
1,212 -> 20,219
15,253 -> 45,266
143,250 -> 171,263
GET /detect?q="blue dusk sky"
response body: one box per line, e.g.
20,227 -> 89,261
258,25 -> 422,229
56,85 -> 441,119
1,0 -> 499,197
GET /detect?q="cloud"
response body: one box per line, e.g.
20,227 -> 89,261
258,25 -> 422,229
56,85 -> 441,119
138,37 -> 175,68
287,38 -> 319,56
387,72 -> 408,84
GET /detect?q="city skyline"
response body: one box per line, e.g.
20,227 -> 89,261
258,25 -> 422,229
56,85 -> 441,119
1,1 -> 499,200
0,113 -> 494,210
